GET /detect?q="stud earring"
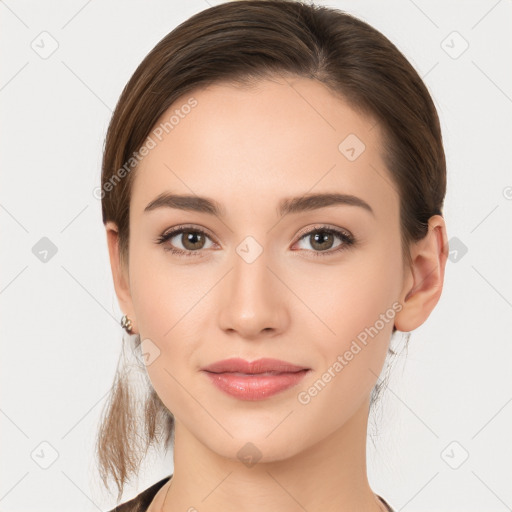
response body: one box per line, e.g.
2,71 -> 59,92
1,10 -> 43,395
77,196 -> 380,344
120,314 -> 133,333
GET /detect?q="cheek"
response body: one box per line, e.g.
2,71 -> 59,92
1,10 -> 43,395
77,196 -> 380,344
294,261 -> 399,419
129,261 -> 199,415
129,240 -> 200,338
128,245 -> 211,400
308,241 -> 402,377
321,254 -> 400,329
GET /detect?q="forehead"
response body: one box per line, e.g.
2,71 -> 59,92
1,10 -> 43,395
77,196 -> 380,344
131,76 -> 398,220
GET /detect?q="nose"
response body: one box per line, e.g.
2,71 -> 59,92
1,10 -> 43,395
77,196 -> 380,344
217,246 -> 289,340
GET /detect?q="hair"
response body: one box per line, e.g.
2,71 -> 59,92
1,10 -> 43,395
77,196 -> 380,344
95,0 -> 446,502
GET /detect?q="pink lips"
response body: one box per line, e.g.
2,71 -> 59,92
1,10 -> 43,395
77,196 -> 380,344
201,357 -> 310,401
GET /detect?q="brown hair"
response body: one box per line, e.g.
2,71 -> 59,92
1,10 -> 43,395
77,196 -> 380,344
96,0 -> 446,501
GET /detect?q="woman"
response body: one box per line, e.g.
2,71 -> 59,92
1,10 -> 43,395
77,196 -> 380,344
96,1 -> 448,510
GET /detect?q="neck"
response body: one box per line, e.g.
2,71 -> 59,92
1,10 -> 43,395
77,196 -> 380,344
161,397 -> 386,512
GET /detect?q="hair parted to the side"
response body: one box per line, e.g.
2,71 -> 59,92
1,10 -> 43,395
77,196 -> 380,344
96,0 -> 446,501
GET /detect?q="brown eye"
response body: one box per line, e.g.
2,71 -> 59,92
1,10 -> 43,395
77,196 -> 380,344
156,226 -> 216,256
309,231 -> 335,251
180,230 -> 206,250
294,226 -> 355,256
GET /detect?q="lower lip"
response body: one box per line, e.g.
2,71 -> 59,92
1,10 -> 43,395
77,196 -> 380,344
203,370 -> 310,400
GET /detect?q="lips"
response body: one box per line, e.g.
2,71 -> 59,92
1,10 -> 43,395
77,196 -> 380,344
201,358 -> 310,400
201,357 -> 309,374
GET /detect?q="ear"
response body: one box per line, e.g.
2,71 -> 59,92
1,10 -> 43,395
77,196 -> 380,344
105,221 -> 137,333
394,215 -> 449,332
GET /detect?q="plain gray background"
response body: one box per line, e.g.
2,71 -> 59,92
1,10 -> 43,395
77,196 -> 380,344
1,1 -> 511,511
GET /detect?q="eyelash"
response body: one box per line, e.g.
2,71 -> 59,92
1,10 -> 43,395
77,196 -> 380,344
155,224 -> 355,258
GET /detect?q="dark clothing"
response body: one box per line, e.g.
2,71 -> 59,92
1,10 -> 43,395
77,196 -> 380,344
106,475 -> 171,512
106,474 -> 395,511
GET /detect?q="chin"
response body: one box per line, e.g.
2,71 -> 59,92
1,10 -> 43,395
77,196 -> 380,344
201,430 -> 304,465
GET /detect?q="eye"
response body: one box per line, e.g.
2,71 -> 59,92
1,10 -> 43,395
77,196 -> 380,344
292,225 -> 355,257
155,225 -> 217,257
155,224 -> 355,258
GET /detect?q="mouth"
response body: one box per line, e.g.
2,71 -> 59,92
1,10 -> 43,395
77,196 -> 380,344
201,357 -> 310,375
201,358 -> 311,401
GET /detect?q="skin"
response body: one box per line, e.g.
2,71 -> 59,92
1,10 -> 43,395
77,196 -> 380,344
106,75 -> 448,512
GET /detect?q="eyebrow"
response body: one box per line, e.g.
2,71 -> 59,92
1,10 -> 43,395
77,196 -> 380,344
144,192 -> 374,217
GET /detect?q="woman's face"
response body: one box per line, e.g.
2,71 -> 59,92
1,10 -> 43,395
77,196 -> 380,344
123,76 -> 411,461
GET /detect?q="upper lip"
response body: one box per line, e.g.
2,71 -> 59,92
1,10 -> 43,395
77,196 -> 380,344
201,358 -> 309,374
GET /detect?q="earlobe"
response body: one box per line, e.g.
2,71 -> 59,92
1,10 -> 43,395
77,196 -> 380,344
394,215 -> 449,332
105,221 -> 137,332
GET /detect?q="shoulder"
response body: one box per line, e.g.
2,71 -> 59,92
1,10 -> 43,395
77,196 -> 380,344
105,475 -> 173,512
